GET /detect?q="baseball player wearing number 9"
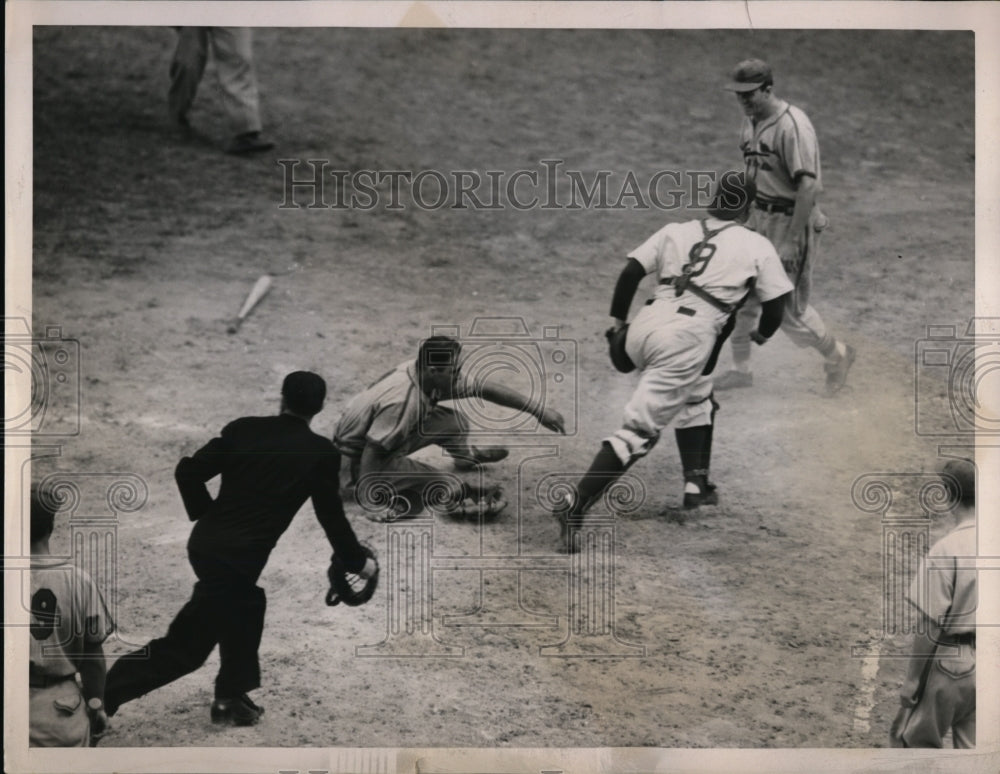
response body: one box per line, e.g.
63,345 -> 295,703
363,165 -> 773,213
29,485 -> 115,746
557,172 -> 793,539
715,59 -> 855,397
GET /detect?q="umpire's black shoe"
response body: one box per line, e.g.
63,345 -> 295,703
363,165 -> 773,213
211,694 -> 265,726
225,131 -> 275,155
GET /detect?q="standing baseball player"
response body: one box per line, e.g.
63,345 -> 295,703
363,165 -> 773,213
890,458 -> 977,748
556,172 -> 792,538
29,485 -> 115,747
714,59 -> 855,396
169,27 -> 274,154
334,335 -> 566,521
104,372 -> 376,727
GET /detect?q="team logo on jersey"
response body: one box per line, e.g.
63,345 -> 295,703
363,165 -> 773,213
743,140 -> 776,175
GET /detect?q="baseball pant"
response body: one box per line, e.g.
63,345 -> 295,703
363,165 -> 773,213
345,405 -> 474,506
169,27 -> 262,134
729,206 -> 833,365
673,374 -> 715,429
105,548 -> 268,713
29,681 -> 90,747
902,644 -> 976,748
606,302 -> 716,465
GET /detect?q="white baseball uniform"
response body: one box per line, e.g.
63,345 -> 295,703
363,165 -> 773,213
901,521 -> 977,748
30,556 -> 114,747
607,216 -> 793,465
731,99 -> 835,357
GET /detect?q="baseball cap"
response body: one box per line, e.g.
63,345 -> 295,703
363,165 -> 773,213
939,458 -> 975,506
723,59 -> 773,92
708,170 -> 756,219
281,370 -> 327,416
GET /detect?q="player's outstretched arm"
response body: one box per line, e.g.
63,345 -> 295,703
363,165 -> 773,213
475,379 -> 565,434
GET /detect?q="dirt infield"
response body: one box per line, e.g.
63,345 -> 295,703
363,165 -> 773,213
27,26 -> 976,752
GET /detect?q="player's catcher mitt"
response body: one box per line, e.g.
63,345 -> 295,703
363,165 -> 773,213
605,324 -> 636,373
325,542 -> 379,607
440,489 -> 508,521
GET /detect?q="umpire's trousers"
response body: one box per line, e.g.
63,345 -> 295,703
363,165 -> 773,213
105,548 -> 267,713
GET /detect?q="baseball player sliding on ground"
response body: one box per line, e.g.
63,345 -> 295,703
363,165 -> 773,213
334,335 -> 566,521
555,172 -> 793,545
714,59 -> 855,396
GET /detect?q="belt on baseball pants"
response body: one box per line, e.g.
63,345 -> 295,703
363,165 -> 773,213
949,632 -> 976,646
644,298 -> 697,316
29,671 -> 76,688
755,198 -> 795,215
658,277 -> 741,315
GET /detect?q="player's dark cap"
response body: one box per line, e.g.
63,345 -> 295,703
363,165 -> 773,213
939,458 -> 975,507
707,171 -> 756,220
418,335 -> 461,371
281,370 -> 327,416
723,59 -> 773,92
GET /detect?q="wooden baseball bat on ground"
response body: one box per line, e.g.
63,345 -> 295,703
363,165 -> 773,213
226,274 -> 273,334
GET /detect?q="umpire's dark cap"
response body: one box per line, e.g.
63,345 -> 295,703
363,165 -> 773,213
282,371 -> 327,416
723,59 -> 773,92
939,457 -> 975,506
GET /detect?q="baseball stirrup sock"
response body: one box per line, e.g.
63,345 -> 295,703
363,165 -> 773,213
675,425 -> 711,490
572,442 -> 626,515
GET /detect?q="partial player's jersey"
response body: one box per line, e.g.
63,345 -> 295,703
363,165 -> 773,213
739,100 -> 821,203
333,361 -> 473,457
908,522 -> 977,636
628,217 -> 794,322
30,558 -> 114,678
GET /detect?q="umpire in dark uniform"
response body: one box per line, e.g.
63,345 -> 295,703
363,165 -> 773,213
105,371 -> 375,726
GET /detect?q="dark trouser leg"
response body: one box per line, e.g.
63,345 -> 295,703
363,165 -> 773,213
214,584 -> 267,699
168,27 -> 208,123
104,586 -> 219,715
187,550 -> 269,700
567,442 -> 626,516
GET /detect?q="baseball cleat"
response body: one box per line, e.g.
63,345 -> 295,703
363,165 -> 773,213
824,344 -> 856,396
225,131 -> 275,155
211,694 -> 265,726
452,445 -> 509,471
440,495 -> 508,521
682,482 -> 719,509
713,370 -> 754,390
550,493 -> 583,553
364,495 -> 414,523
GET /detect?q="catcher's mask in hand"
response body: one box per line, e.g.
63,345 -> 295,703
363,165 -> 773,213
326,542 -> 379,607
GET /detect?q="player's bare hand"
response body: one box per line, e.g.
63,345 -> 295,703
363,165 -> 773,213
358,556 -> 379,580
888,705 -> 910,747
540,408 -> 566,435
778,240 -> 800,274
88,705 -> 109,746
